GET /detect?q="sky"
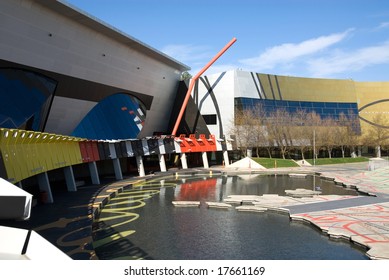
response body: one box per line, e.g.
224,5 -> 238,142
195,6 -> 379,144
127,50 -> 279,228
65,0 -> 389,81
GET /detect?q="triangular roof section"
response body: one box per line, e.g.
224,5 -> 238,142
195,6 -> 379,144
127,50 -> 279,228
228,157 -> 266,169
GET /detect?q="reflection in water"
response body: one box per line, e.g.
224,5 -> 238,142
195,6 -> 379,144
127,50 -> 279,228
93,174 -> 367,260
176,178 -> 217,201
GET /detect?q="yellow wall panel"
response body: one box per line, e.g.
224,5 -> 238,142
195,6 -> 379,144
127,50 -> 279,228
253,73 -> 389,136
273,75 -> 357,102
354,81 -> 389,136
0,128 -> 84,183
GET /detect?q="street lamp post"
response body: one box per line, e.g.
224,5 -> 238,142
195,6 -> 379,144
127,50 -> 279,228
313,129 -> 316,166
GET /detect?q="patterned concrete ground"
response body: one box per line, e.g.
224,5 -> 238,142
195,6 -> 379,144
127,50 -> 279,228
279,165 -> 389,259
321,166 -> 389,196
215,164 -> 389,259
290,202 -> 389,259
222,192 -> 389,259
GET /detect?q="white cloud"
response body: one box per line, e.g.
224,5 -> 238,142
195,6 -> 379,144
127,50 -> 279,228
239,29 -> 353,71
161,44 -> 240,76
161,28 -> 389,80
160,44 -> 211,63
377,22 -> 389,29
307,41 -> 389,77
190,64 -> 238,76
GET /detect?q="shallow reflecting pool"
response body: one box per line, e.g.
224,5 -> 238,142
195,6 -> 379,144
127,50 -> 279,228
93,173 -> 368,260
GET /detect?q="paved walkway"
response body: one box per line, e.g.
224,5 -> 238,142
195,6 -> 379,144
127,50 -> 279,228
286,195 -> 389,214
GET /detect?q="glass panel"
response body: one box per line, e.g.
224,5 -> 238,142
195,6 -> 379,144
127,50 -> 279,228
233,97 -> 361,133
287,101 -> 299,107
71,93 -> 147,140
323,108 -> 336,115
0,68 -> 56,131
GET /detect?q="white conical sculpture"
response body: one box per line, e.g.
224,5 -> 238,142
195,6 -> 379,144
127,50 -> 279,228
228,157 -> 266,169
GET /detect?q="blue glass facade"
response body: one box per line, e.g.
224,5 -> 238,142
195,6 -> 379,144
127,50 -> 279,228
235,97 -> 361,132
71,93 -> 146,140
0,68 -> 56,131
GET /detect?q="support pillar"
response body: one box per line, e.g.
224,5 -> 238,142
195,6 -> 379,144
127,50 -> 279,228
37,172 -> 53,204
136,156 -> 145,177
64,166 -> 77,192
223,150 -> 230,167
88,162 -> 100,185
202,152 -> 209,168
180,153 -> 188,169
159,154 -> 167,172
112,158 -> 123,180
376,145 -> 381,158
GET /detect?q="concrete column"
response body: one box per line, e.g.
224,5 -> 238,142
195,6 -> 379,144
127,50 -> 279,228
202,152 -> 209,168
223,150 -> 230,167
112,158 -> 123,180
159,154 -> 167,172
376,145 -> 381,158
64,166 -> 77,192
180,153 -> 188,169
136,156 -> 145,177
37,172 -> 53,204
88,162 -> 100,185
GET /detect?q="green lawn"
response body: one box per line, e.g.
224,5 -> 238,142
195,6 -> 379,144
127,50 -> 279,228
252,156 -> 369,168
252,157 -> 299,168
305,157 -> 369,165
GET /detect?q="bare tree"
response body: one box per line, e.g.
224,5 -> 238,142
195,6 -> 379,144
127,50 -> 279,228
291,109 -> 312,160
301,112 -> 323,160
230,102 -> 373,161
266,109 -> 293,159
250,104 -> 269,157
336,113 -> 360,158
321,118 -> 338,158
230,107 -> 258,157
363,113 -> 389,157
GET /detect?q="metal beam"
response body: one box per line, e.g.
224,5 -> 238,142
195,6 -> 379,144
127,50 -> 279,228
171,38 -> 237,136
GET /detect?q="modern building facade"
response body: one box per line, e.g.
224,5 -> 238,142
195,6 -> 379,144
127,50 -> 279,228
1,0 -> 389,154
0,0 -> 230,193
192,69 -> 389,139
0,0 -> 189,140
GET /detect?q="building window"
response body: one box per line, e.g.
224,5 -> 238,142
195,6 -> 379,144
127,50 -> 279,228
234,97 -> 361,133
0,68 -> 56,131
203,114 -> 217,125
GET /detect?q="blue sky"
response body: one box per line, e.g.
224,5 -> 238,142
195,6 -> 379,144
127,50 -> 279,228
65,0 -> 389,81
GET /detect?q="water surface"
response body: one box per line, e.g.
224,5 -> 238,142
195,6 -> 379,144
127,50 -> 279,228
94,174 -> 368,260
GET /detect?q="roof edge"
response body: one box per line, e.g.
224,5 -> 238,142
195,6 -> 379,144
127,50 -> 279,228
33,0 -> 190,72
